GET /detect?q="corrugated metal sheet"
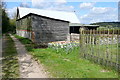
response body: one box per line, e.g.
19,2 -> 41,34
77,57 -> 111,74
69,23 -> 99,27
18,7 -> 80,23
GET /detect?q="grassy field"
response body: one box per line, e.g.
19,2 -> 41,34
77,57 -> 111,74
30,48 -> 118,78
14,35 -> 118,78
2,34 -> 19,78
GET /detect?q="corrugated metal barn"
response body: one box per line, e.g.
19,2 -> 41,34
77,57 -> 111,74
16,7 -> 80,44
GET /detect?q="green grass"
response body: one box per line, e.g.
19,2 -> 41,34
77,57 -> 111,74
14,35 -> 118,78
82,44 -> 118,63
2,34 -> 19,78
14,35 -> 34,52
30,48 -> 118,78
14,35 -> 32,44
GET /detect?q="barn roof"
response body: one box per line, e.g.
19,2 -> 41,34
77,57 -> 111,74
17,7 -> 80,23
69,23 -> 99,27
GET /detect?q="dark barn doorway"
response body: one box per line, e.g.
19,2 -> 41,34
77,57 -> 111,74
69,23 -> 99,34
70,26 -> 80,34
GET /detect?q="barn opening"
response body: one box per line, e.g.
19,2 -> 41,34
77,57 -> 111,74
69,23 -> 99,34
69,23 -> 99,41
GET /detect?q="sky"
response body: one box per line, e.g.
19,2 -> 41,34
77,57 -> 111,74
4,0 -> 119,24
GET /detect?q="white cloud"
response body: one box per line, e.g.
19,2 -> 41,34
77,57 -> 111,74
79,7 -> 117,24
91,7 -> 115,14
55,0 -> 66,4
7,0 -> 74,19
80,2 -> 95,9
90,19 -> 104,23
32,0 -> 45,8
20,2 -> 30,7
79,2 -> 117,24
2,0 -> 120,2
45,5 -> 74,11
31,0 -> 74,12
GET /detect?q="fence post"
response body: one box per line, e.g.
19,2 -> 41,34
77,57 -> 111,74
92,29 -> 95,61
98,29 -> 101,64
116,29 -> 119,71
106,29 -> 109,67
118,29 -> 120,75
110,28 -> 114,68
79,28 -> 84,57
96,29 -> 99,63
103,29 -> 106,66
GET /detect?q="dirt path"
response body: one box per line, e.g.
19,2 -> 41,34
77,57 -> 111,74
10,34 -> 49,78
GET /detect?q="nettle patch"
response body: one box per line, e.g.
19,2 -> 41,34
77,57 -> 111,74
48,41 -> 79,54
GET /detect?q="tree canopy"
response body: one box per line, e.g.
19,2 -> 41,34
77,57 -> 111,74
2,8 -> 10,33
1,2 -> 10,33
1,1 -> 16,33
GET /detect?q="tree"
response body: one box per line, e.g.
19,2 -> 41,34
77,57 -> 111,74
9,8 -> 17,34
1,1 -> 10,33
9,18 -> 16,33
2,9 -> 10,33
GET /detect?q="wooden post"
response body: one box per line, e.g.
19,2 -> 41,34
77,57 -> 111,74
70,33 -> 71,41
110,28 -> 114,67
95,30 -> 100,62
86,30 -> 89,59
31,31 -> 35,42
118,29 -> 120,73
98,29 -> 100,64
116,29 -> 119,71
106,29 -> 109,67
79,28 -> 84,57
92,29 -> 95,61
90,30 -> 92,60
103,29 -> 106,66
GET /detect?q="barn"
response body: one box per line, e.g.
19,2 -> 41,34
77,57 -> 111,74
16,7 -> 80,44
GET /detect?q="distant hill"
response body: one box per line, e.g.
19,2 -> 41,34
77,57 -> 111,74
90,22 -> 120,27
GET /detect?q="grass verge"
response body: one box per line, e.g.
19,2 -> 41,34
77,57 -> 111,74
14,35 -> 34,52
2,34 -> 19,78
14,35 -> 118,78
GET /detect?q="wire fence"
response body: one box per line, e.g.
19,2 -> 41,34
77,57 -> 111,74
79,29 -> 120,72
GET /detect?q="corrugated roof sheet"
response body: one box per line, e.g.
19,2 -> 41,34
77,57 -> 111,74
69,23 -> 99,27
18,7 -> 80,23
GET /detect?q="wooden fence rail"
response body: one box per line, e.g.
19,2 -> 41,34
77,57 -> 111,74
79,29 -> 120,72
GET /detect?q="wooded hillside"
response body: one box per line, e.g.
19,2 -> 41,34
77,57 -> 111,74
90,22 -> 120,28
